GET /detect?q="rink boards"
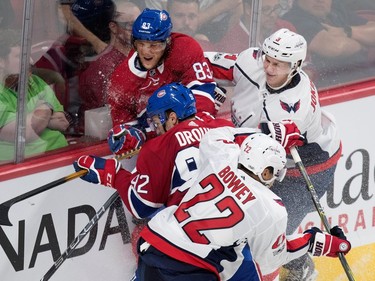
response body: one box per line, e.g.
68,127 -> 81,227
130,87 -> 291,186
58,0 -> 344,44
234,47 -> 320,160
0,94 -> 374,280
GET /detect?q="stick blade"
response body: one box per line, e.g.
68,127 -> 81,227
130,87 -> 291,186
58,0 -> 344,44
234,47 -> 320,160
0,203 -> 13,226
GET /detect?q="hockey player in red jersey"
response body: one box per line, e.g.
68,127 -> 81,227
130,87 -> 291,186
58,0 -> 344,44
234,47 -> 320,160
75,82 -> 304,220
74,83 -> 231,253
134,128 -> 351,281
74,83 -> 310,278
107,8 -> 217,128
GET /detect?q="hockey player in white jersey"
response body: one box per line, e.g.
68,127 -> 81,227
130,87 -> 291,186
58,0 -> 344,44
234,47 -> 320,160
205,28 -> 342,280
133,127 -> 351,281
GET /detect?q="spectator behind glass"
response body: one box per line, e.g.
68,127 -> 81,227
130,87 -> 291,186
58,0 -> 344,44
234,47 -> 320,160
60,0 -> 116,54
33,1 -> 116,135
282,0 -> 375,88
78,1 -> 142,126
148,0 -> 242,43
0,29 -> 69,162
215,0 -> 297,53
166,0 -> 215,50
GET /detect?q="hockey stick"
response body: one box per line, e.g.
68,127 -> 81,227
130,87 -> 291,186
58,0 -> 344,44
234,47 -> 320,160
290,146 -> 355,281
40,191 -> 120,281
0,170 -> 87,226
0,148 -> 141,226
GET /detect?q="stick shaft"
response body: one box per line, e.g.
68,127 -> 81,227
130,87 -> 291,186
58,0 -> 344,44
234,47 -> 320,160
290,146 -> 355,281
40,192 -> 120,281
0,170 -> 87,226
12,170 -> 87,205
0,148 -> 140,226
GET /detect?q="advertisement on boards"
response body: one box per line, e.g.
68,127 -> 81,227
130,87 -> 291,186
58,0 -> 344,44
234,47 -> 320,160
0,95 -> 374,281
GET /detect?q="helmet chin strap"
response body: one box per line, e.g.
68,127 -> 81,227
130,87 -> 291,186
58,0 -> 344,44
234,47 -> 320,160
267,67 -> 299,91
259,175 -> 276,187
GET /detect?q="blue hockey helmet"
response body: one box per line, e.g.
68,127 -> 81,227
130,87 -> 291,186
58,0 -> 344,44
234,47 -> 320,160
132,8 -> 173,42
147,83 -> 197,125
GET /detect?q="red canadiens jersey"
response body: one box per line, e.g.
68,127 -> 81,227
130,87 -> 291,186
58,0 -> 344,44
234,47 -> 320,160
108,33 -> 217,126
141,127 -> 312,279
113,114 -> 233,219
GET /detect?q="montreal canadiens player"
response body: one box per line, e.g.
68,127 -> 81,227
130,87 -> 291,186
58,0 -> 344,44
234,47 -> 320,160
107,8 -> 218,129
134,128 -> 351,281
205,28 -> 342,280
74,83 -> 232,253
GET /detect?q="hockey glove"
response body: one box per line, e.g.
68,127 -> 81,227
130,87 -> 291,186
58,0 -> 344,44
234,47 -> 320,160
73,155 -> 121,187
107,124 -> 145,158
214,86 -> 227,112
304,226 -> 351,257
260,120 -> 305,153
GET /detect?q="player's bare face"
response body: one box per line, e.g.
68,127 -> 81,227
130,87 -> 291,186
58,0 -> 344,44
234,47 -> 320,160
150,114 -> 177,136
150,116 -> 167,136
134,40 -> 167,70
263,55 -> 290,88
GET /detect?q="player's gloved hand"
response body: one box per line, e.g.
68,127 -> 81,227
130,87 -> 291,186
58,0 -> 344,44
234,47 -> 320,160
107,124 -> 145,158
260,120 -> 305,152
214,86 -> 227,112
73,155 -> 121,187
304,226 -> 351,257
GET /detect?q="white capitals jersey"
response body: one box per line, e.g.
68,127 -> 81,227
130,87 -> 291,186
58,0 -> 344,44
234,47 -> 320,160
141,127 -> 310,279
205,49 -> 341,168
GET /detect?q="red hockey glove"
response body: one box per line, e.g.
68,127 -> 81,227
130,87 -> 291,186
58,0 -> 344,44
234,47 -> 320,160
304,226 -> 351,257
260,120 -> 305,153
107,124 -> 145,158
73,155 -> 121,187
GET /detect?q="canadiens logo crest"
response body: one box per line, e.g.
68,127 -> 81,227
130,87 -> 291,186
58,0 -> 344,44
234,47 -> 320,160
160,12 -> 168,21
280,99 -> 301,113
157,89 -> 166,98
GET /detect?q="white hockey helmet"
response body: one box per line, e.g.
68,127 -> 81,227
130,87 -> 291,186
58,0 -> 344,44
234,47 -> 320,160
238,133 -> 287,187
262,28 -> 307,74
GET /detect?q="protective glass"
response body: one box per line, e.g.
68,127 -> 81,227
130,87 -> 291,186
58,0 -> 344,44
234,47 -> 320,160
262,4 -> 282,16
115,21 -> 134,31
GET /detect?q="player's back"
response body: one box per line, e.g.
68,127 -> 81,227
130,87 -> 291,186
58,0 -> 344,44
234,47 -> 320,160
127,116 -> 233,217
141,127 -> 289,279
143,162 -> 288,279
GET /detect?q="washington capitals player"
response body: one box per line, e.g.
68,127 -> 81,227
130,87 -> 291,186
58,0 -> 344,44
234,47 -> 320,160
107,8 -> 217,129
134,128 -> 351,281
205,28 -> 342,280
